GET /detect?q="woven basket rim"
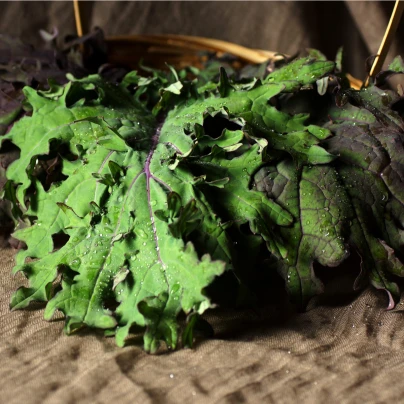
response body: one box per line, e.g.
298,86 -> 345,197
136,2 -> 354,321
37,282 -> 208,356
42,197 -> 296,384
105,34 -> 281,65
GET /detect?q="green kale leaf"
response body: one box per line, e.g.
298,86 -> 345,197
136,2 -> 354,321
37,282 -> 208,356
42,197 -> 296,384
5,65 -> 318,350
4,53 -> 404,351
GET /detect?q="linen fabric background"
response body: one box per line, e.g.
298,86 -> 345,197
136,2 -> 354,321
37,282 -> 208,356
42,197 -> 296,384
1,2 -> 404,403
2,1 -> 404,77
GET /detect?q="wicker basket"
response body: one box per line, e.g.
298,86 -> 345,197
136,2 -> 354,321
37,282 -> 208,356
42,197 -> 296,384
73,1 -> 404,90
105,34 -> 281,70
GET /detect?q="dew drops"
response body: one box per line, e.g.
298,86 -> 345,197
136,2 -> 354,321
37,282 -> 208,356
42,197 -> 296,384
171,283 -> 180,293
138,229 -> 147,239
70,258 -> 81,270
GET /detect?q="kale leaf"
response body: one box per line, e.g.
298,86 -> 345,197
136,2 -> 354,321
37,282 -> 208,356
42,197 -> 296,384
4,52 -> 404,351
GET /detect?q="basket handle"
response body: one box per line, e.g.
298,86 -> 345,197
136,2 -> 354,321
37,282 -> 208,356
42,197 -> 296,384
365,0 -> 404,86
73,0 -> 83,38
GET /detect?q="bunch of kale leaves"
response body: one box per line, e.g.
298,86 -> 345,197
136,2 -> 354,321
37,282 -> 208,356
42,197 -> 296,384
2,43 -> 404,352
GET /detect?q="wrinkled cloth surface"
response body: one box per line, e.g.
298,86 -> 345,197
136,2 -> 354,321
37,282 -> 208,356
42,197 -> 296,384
1,247 -> 404,403
2,2 -> 404,403
2,1 -> 404,78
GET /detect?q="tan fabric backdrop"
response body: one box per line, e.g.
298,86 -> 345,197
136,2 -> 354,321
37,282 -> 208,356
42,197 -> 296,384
1,247 -> 404,403
1,2 -> 404,403
2,1 -> 404,78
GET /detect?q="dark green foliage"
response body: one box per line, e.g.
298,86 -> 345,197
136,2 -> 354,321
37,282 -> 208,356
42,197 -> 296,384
3,52 -> 404,351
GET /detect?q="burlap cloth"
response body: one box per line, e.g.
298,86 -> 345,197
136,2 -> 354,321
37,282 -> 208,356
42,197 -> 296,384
2,2 -> 404,403
1,246 -> 404,404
